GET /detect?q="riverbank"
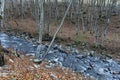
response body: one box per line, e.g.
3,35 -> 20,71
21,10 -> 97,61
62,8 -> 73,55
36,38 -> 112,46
1,14 -> 120,61
0,32 -> 119,80
0,47 -> 85,80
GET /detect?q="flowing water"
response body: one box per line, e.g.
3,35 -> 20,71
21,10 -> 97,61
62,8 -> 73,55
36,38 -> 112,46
0,32 -> 120,80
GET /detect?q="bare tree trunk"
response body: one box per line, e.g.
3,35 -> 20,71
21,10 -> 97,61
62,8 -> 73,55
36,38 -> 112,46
35,0 -> 39,32
75,0 -> 81,35
0,0 -> 5,28
39,0 -> 44,44
0,0 -> 5,66
54,0 -> 58,34
81,0 -> 85,33
101,0 -> 114,47
20,0 -> 24,20
46,0 -> 51,35
34,0 -> 44,61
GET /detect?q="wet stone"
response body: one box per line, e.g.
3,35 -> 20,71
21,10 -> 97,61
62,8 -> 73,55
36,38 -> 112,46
0,32 -> 120,80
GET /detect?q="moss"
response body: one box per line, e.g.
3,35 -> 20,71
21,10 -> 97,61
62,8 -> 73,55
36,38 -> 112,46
73,33 -> 89,43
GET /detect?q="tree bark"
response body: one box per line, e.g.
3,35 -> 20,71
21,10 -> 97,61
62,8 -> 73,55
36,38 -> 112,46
0,0 -> 5,66
39,0 -> 44,44
0,0 -> 4,27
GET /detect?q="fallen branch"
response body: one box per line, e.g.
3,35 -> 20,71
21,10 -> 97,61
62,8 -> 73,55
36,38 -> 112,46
42,0 -> 73,61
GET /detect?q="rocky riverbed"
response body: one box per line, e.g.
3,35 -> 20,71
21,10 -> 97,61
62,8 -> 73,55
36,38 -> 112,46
0,32 -> 120,80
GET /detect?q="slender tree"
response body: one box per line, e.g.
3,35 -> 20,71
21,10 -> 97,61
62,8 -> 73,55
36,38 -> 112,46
0,0 -> 4,28
38,0 -> 44,44
0,0 -> 5,66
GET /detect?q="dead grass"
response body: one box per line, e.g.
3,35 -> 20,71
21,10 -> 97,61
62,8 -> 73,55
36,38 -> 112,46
9,18 -> 37,36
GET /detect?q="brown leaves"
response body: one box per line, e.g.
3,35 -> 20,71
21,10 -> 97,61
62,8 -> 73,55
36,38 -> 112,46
0,54 -> 85,80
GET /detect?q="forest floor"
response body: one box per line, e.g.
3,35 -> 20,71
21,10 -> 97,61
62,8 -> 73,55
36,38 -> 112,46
0,47 -> 85,80
4,14 -> 120,60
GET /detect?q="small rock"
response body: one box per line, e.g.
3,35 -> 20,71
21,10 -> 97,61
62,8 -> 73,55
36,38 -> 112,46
48,50 -> 53,54
29,66 -> 34,70
71,48 -> 79,53
98,68 -> 105,75
26,53 -> 35,56
33,64 -> 40,68
82,49 -> 90,57
9,59 -> 14,63
107,59 -> 114,63
111,71 -> 120,75
90,51 -> 95,56
89,76 -> 96,80
45,65 -> 52,69
50,73 -> 58,79
33,59 -> 42,63
58,44 -> 62,49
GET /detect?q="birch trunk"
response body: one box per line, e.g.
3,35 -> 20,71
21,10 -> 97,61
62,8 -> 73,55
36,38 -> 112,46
0,0 -> 4,27
39,0 -> 44,44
